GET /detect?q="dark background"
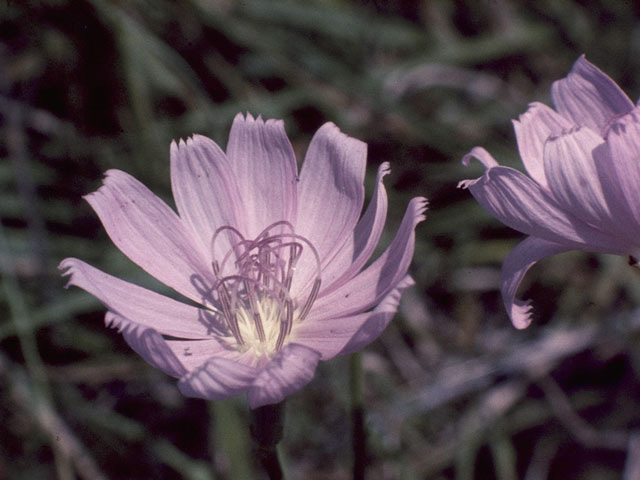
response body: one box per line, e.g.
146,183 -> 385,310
3,0 -> 640,478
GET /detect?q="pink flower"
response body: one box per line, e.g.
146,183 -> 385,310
60,113 -> 426,408
460,55 -> 640,329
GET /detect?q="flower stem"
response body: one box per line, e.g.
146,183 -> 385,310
350,352 -> 366,480
250,402 -> 286,479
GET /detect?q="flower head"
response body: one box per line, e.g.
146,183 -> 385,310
460,55 -> 640,329
60,113 -> 426,408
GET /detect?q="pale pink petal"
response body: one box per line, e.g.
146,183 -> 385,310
542,127 -> 627,236
296,122 -> 367,268
313,162 -> 390,296
499,237 -> 574,329
105,313 -> 188,378
170,135 -> 244,257
339,275 -> 413,355
59,258 -> 216,339
164,338 -> 239,371
598,110 -> 640,236
291,318 -> 362,360
225,113 -> 298,238
247,343 -> 321,408
461,146 -> 499,169
84,170 -> 217,304
310,197 -> 427,320
177,355 -> 259,401
296,275 -> 414,359
512,102 -> 573,189
551,55 -> 633,131
460,164 -> 629,253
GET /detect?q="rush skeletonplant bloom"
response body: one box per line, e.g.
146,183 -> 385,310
460,55 -> 640,329
60,113 -> 426,408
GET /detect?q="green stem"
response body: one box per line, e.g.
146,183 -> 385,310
250,402 -> 286,480
350,352 -> 366,480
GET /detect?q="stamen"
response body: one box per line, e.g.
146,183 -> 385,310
210,225 -> 246,271
284,243 -> 300,292
244,278 -> 266,342
215,276 -> 244,345
209,221 -> 323,354
297,277 -> 321,322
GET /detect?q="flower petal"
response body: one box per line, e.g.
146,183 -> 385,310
295,275 -> 413,359
460,162 -> 629,253
247,343 -> 321,408
225,113 -> 298,238
512,102 -> 572,188
500,237 -> 574,329
339,275 -> 413,355
314,162 -> 390,296
296,122 -> 367,267
59,258 -> 218,339
310,197 -> 426,320
543,127 -> 624,234
551,55 -> 633,131
105,312 -> 188,378
461,146 -> 499,169
177,354 -> 259,401
170,135 -> 244,258
85,169 -> 217,305
597,109 -> 640,239
164,338 -> 238,371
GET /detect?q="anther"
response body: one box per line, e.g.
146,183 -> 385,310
216,278 -> 244,345
245,279 -> 266,342
297,277 -> 321,323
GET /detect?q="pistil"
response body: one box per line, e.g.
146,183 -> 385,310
211,221 -> 321,355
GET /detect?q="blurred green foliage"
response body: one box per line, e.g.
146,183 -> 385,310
3,0 -> 640,478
